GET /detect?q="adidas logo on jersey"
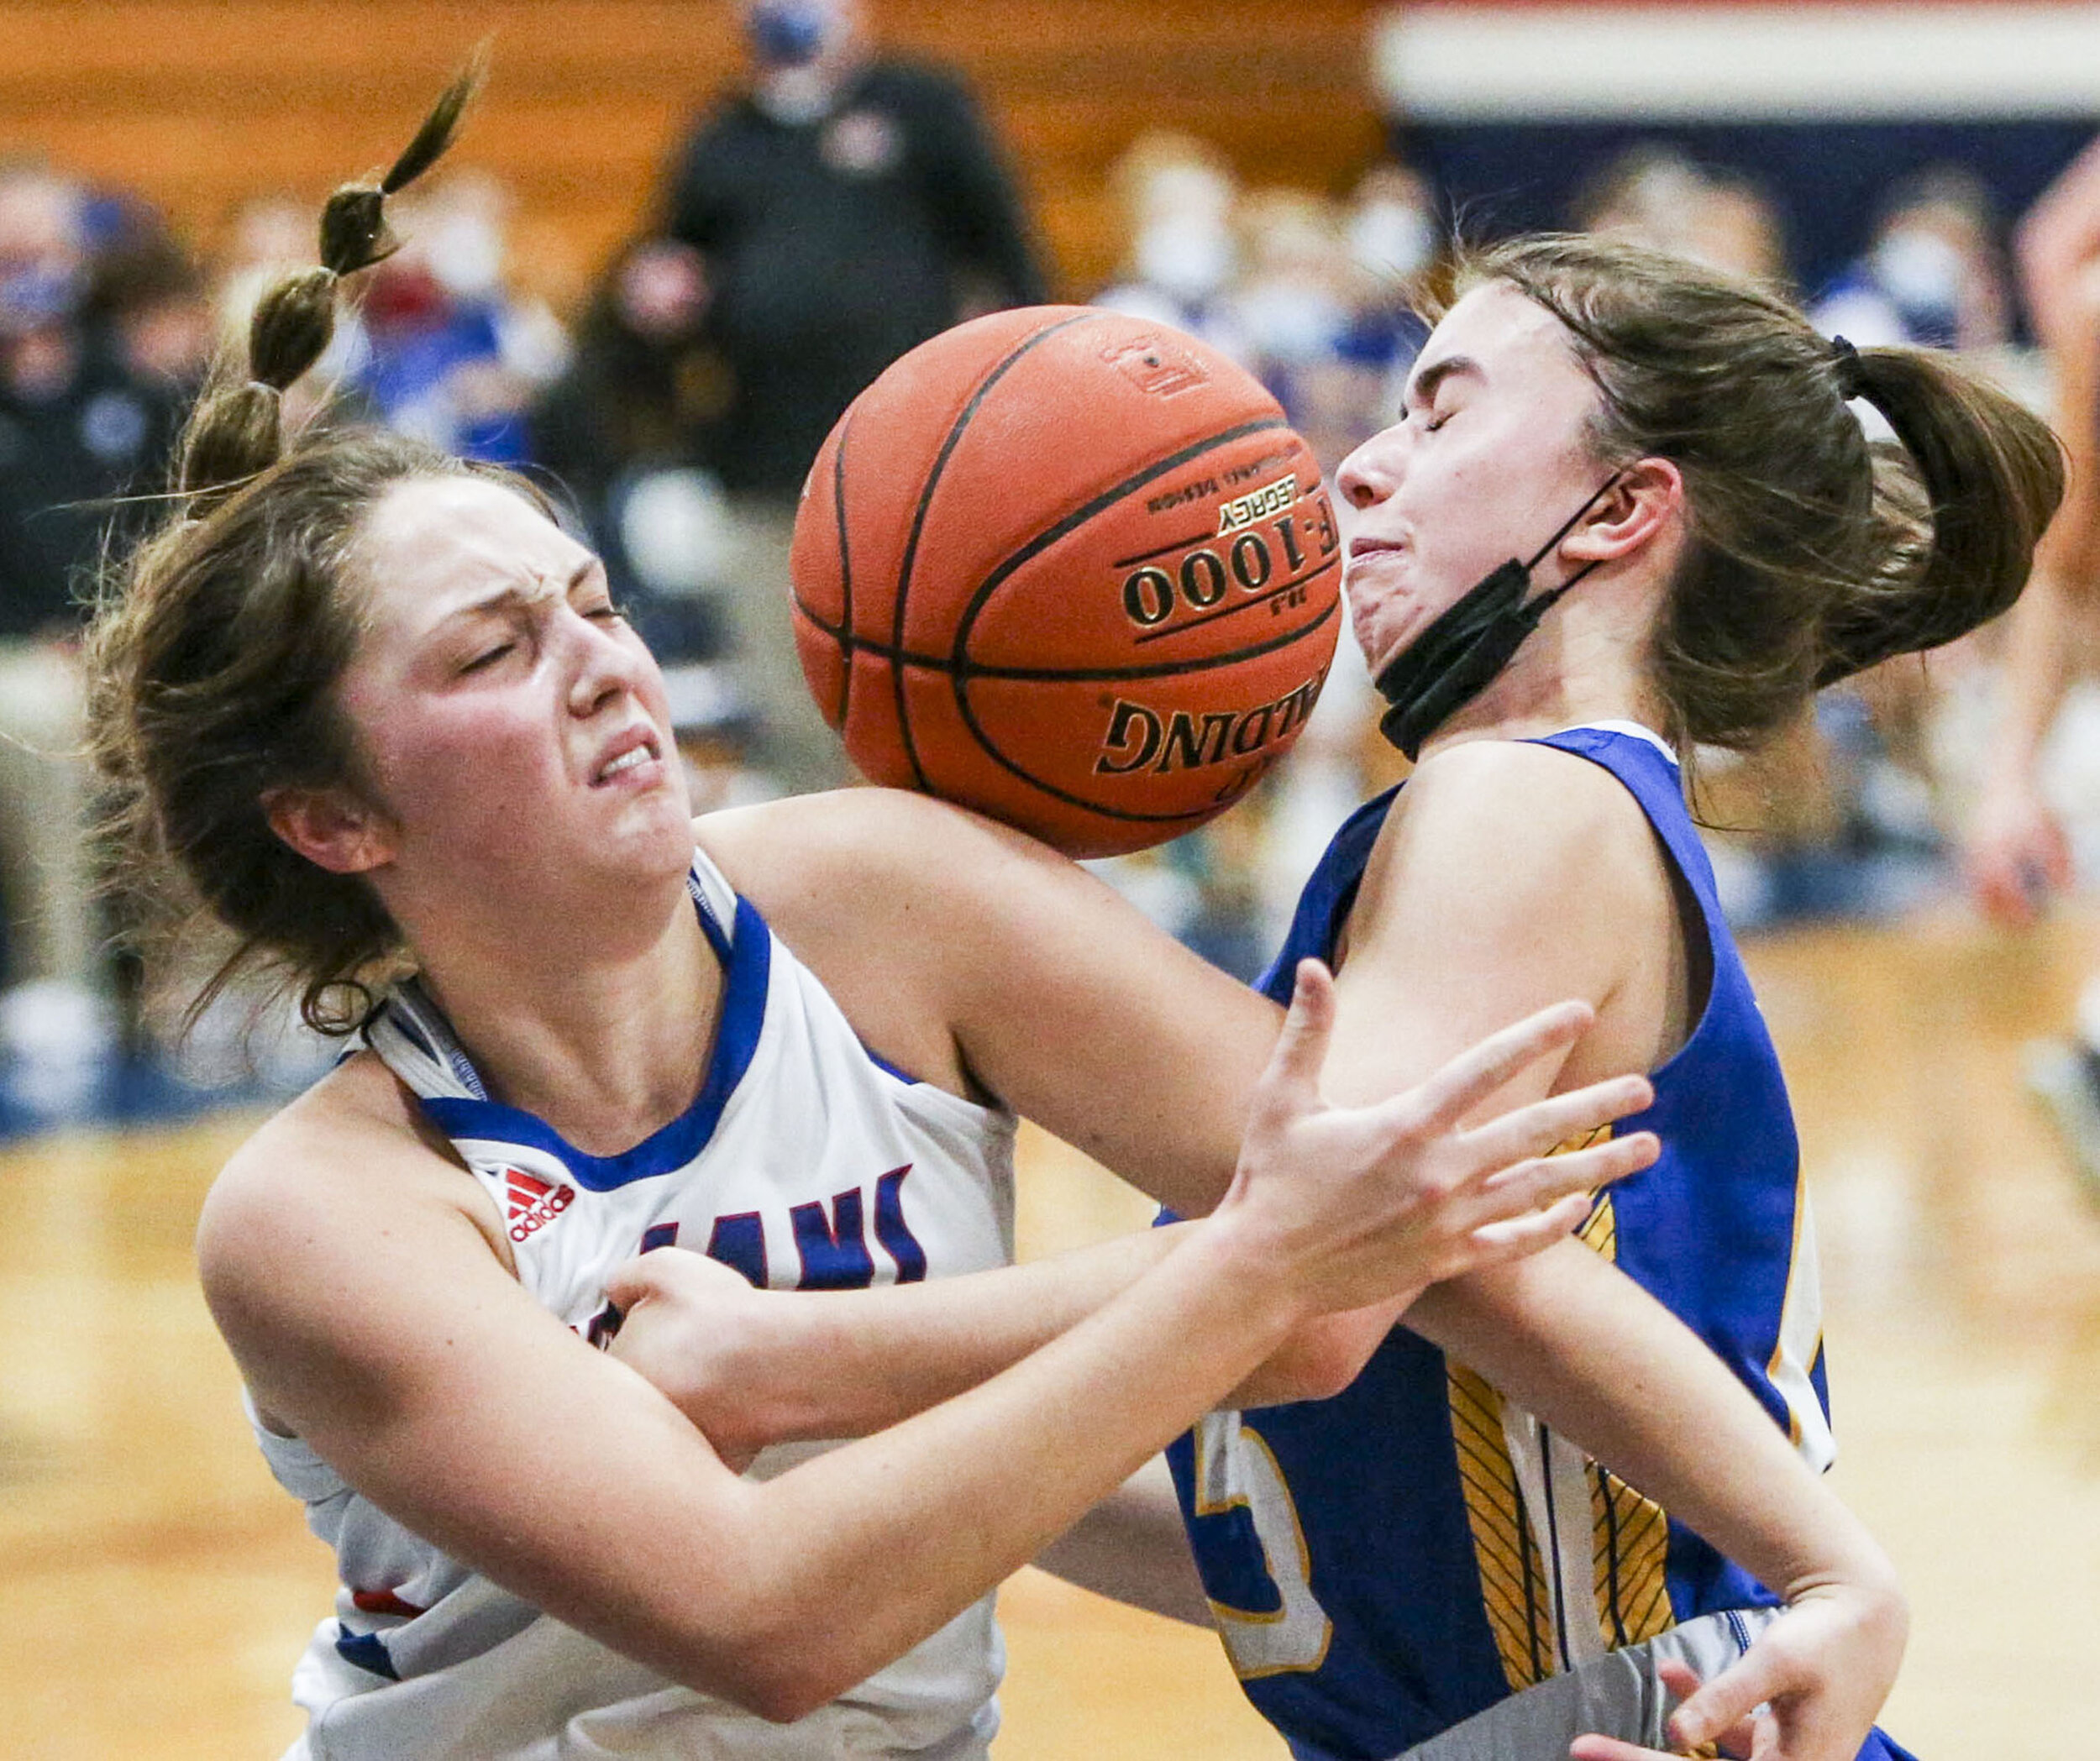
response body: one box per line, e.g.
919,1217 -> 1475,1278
503,1166 -> 576,1244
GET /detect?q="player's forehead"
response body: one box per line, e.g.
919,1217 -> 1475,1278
354,476 -> 589,632
1410,281 -> 1588,402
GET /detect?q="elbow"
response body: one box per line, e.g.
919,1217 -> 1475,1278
732,1638 -> 882,1725
664,1596 -> 864,1725
1247,1315 -> 1385,1407
736,1669 -> 836,1728
666,1641 -> 837,1726
1284,1329 -> 1380,1404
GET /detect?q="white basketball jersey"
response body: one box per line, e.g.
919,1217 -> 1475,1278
252,848 -> 1019,1761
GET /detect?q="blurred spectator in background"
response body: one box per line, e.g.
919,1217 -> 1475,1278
0,161 -> 190,1098
1262,159 -> 1437,474
351,171 -> 569,466
1336,157 -> 1435,363
1573,144 -> 1790,284
1095,133 -> 1246,355
1226,188 -> 1353,457
1091,147 -> 1422,972
86,223 -> 213,406
530,236 -> 737,663
662,0 -> 1047,791
1812,165 -> 2011,351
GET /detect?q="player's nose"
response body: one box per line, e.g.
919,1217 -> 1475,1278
564,608 -> 650,717
1336,427 -> 1404,511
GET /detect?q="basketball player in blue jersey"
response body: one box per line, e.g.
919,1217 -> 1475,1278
610,238 -> 2061,1761
89,78 -> 1926,1761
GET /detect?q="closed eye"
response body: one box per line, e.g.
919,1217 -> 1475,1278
459,641 -> 515,674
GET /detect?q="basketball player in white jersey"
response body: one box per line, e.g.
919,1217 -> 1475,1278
93,76 -> 1929,1761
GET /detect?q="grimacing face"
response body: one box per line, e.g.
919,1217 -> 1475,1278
325,476 -> 695,911
1334,281 -> 1608,678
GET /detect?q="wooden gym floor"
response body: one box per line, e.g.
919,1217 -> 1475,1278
3,909 -> 2097,1758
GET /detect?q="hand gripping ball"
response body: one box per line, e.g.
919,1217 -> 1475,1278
790,305 -> 1342,857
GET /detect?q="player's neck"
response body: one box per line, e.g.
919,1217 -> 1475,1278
412,883 -> 724,1156
1416,614 -> 1663,759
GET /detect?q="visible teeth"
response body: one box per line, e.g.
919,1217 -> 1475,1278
600,746 -> 652,780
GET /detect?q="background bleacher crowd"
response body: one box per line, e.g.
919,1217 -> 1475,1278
5,0 -> 2100,1180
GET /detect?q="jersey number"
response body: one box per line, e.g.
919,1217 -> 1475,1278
1189,1411 -> 1333,1679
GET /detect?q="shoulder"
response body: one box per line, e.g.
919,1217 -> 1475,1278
1350,737 -> 1674,971
696,788 -> 1069,934
197,1051 -> 502,1360
695,789 -> 1052,1087
1383,737 -> 1661,878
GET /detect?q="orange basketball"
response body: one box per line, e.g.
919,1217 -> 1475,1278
790,305 -> 1342,857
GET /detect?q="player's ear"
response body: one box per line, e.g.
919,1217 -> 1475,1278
262,784 -> 396,875
1564,459 -> 1683,563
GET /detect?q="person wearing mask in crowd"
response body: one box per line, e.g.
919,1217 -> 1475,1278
353,171 -> 569,468
529,235 -> 736,664
662,0 -> 1047,794
1095,133 -> 1247,357
0,161 -> 186,1099
1573,145 -> 1790,288
86,223 -> 214,409
1813,167 -> 2010,355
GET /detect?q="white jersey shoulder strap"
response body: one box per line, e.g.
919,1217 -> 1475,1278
365,852 -> 743,1104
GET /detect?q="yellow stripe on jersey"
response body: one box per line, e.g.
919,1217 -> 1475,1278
1591,1462 -> 1674,1648
1446,1131 -> 1677,1686
1577,1188 -> 1676,1650
1447,1360 -> 1557,1689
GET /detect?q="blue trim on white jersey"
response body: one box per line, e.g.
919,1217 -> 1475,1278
864,1043 -> 922,1086
418,893 -> 772,1192
689,869 -> 733,965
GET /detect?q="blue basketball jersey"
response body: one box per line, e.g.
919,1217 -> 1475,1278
1166,726 -> 1900,1760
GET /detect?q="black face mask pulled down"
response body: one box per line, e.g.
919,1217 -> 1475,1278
1373,476 -> 1621,760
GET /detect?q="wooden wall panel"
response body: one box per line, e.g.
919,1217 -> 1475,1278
0,0 -> 1384,303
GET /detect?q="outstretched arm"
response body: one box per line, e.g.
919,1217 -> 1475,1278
2019,128 -> 2100,597
1959,135 -> 2100,922
1963,565 -> 2076,924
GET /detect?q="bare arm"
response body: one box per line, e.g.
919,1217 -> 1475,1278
1409,1244 -> 1893,1603
1031,1456 -> 1213,1625
610,1065 -> 1649,1460
2019,132 -> 2100,598
688,771 -> 1908,1755
1964,565 -> 2078,922
627,784 -> 1656,1443
698,789 -> 1275,1217
1958,142 -> 2100,920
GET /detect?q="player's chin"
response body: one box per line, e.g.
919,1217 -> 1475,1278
586,790 -> 700,869
1350,603 -> 1412,674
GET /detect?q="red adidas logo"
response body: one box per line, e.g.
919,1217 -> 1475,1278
503,1166 -> 576,1244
